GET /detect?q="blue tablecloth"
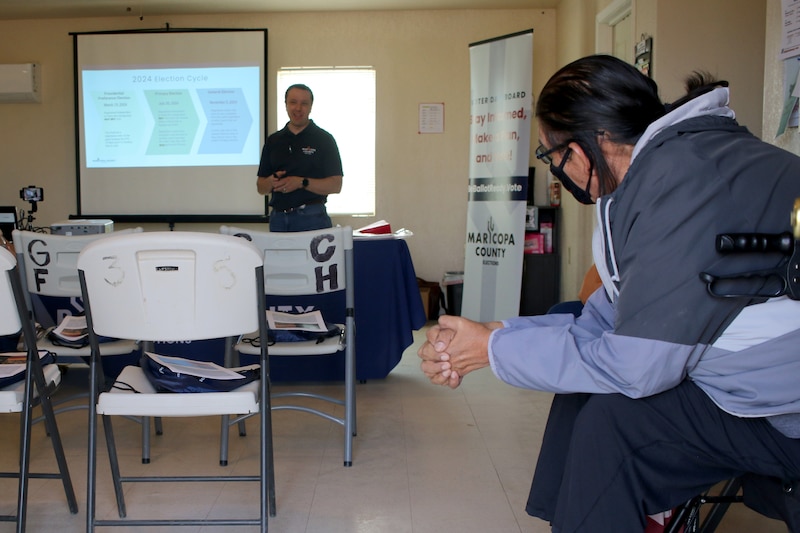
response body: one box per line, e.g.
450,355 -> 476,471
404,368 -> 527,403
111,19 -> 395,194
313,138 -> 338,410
35,237 -> 427,382
355,238 -> 427,377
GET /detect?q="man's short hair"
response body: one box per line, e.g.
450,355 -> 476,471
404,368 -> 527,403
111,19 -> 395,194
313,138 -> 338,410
285,84 -> 314,103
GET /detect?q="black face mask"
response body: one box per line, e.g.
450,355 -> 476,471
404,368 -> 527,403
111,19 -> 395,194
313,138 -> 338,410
550,147 -> 594,205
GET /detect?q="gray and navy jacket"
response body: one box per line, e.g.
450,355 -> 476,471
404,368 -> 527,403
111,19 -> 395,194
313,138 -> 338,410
489,88 -> 800,436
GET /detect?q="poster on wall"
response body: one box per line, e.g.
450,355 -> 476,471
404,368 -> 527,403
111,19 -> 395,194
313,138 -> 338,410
781,0 -> 800,60
635,35 -> 653,78
461,29 -> 533,322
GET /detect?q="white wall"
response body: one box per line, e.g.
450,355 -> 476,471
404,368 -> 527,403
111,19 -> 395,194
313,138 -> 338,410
0,9 -> 557,285
650,0 -> 766,137
552,0 -> 604,301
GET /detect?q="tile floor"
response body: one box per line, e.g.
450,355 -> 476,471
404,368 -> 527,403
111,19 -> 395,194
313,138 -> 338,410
0,324 -> 789,532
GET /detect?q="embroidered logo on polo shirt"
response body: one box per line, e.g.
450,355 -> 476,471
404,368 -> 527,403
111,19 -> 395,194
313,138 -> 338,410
301,146 -> 316,155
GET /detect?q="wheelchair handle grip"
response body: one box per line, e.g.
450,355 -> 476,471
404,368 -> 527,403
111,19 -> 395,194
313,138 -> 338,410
716,232 -> 794,254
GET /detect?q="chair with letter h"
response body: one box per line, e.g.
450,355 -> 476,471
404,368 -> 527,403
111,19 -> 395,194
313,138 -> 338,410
665,199 -> 800,532
220,225 -> 357,467
0,245 -> 77,532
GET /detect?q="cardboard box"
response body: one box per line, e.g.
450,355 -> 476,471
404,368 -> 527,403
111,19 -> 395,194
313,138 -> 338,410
419,286 -> 431,316
417,278 -> 442,320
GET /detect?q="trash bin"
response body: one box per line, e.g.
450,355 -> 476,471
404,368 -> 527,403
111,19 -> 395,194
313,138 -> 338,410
441,271 -> 464,316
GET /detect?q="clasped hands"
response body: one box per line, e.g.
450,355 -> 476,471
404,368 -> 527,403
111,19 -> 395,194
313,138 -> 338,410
417,315 -> 502,389
270,171 -> 300,193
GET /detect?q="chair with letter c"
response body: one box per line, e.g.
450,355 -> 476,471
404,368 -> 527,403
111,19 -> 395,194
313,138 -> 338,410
220,225 -> 357,467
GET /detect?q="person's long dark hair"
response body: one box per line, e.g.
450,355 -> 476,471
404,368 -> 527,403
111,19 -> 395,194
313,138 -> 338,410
536,55 -> 729,197
536,55 -> 661,196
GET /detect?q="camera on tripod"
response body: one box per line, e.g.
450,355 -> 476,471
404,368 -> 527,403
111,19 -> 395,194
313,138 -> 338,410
20,185 -> 43,205
19,185 -> 43,231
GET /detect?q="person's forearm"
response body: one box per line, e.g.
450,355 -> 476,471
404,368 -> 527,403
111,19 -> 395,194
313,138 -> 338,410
303,175 -> 342,195
256,176 -> 273,195
268,174 -> 343,195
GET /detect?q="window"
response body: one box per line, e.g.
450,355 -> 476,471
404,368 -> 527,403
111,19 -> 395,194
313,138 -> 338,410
277,68 -> 376,216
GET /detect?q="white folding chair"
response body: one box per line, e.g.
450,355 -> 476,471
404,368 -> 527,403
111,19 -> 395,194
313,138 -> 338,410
12,228 -> 143,363
10,228 -> 164,463
78,231 -> 272,531
221,225 -> 356,467
0,246 -> 77,532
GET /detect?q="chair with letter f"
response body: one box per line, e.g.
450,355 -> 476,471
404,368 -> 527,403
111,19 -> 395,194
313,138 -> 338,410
220,225 -> 357,467
11,228 -> 160,463
0,246 -> 77,532
78,231 -> 272,531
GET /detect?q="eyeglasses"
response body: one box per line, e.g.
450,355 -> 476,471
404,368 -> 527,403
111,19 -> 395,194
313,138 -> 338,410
540,143 -> 596,205
535,140 -> 573,166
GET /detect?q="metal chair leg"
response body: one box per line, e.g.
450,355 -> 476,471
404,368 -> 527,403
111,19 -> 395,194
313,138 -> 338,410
666,478 -> 744,533
141,415 -> 151,464
15,372 -> 34,533
34,377 -> 78,514
220,414 -> 230,466
102,414 -> 127,518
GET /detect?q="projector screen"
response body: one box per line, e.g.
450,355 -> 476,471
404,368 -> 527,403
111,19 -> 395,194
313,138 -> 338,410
72,29 -> 268,222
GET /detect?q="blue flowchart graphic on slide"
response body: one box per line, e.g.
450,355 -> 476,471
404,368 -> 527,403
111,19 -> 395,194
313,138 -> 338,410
82,67 -> 260,168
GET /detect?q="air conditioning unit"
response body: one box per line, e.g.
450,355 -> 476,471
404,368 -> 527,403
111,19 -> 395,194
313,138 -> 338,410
0,63 -> 40,103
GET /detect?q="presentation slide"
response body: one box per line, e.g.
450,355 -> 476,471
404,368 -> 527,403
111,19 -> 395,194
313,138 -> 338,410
74,29 -> 268,220
82,66 -> 260,168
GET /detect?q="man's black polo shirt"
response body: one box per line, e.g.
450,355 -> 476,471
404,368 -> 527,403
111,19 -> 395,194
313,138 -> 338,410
257,120 -> 343,211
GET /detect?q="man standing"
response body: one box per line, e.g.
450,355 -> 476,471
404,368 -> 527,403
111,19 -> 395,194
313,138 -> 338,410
257,84 -> 343,231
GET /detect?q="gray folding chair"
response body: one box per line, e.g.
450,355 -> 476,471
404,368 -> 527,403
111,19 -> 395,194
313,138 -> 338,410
11,228 -> 164,463
0,246 -> 77,532
220,225 -> 357,467
79,231 -> 272,531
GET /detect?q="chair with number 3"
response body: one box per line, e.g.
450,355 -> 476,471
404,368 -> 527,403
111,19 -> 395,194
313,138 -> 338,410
78,231 -> 272,531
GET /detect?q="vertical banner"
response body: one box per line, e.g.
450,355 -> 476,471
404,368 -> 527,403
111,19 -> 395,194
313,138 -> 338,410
461,30 -> 533,321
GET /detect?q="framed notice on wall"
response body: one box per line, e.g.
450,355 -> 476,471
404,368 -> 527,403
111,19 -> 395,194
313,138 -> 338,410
418,102 -> 444,134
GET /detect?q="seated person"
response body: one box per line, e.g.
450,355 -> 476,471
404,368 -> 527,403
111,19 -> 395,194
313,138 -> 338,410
419,55 -> 800,532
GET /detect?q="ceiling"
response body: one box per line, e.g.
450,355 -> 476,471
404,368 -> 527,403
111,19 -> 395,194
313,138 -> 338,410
0,0 -> 560,20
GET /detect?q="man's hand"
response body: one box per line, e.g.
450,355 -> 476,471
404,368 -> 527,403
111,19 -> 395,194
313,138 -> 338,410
256,170 -> 287,195
271,171 -> 295,193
